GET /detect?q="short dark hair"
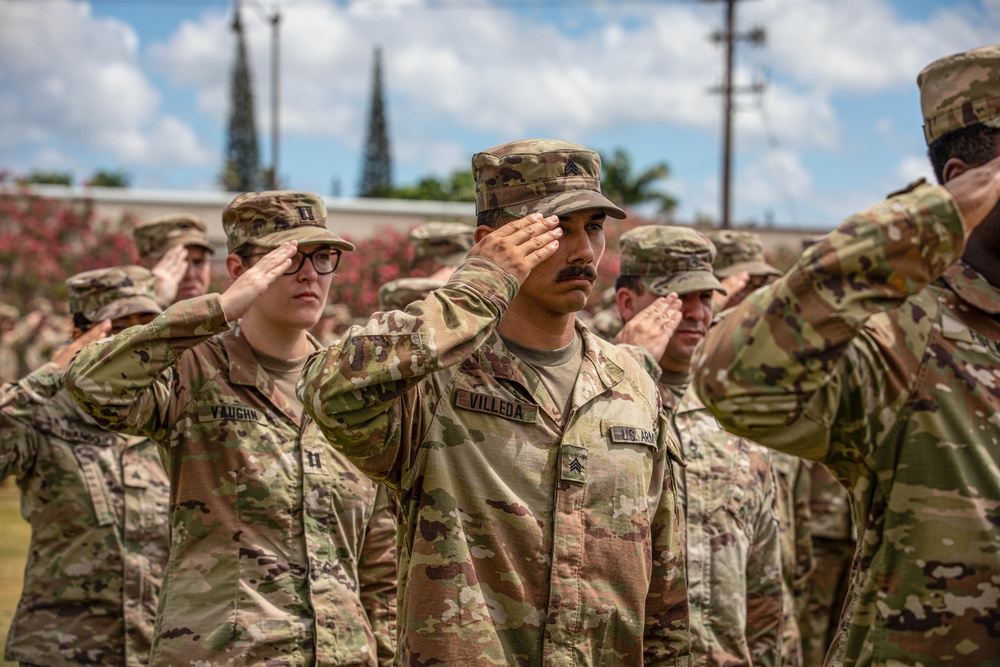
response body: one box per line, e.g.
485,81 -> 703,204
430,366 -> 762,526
73,312 -> 91,332
615,275 -> 644,293
928,122 -> 1000,184
477,209 -> 513,230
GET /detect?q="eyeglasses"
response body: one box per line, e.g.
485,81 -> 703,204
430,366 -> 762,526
243,248 -> 342,275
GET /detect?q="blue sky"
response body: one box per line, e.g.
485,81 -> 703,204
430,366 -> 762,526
2,0 -> 997,229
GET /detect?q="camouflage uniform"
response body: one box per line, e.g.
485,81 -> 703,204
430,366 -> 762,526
0,303 -> 21,384
1,267 -> 169,667
301,140 -> 691,666
68,192 -> 396,667
695,45 -> 1000,665
617,226 -> 784,666
708,229 -> 811,666
799,462 -> 854,666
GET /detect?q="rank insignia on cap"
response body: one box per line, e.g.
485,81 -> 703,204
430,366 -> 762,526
296,206 -> 316,221
564,158 -> 580,176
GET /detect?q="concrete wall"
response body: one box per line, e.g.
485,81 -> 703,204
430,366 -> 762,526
4,184 -> 831,260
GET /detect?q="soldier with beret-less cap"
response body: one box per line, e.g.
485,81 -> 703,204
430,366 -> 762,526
377,276 -> 444,311
612,226 -> 784,667
133,214 -> 216,307
704,229 -> 782,312
696,44 -> 1000,666
301,139 -> 691,665
408,221 -> 475,278
67,191 -> 398,666
1,266 -> 169,667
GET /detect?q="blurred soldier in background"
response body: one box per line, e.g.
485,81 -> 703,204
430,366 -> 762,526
408,220 -> 474,279
707,228 -> 813,667
377,276 -> 444,311
1,266 -> 168,667
614,225 -> 783,666
132,213 -> 216,306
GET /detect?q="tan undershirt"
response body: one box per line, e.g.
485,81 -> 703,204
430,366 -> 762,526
502,332 -> 584,422
251,347 -> 312,423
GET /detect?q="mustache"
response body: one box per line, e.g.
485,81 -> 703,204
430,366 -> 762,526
556,265 -> 598,282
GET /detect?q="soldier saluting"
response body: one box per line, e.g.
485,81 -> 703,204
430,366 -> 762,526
300,139 -> 691,666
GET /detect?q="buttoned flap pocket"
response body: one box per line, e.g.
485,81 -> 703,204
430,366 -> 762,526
198,402 -> 267,424
71,444 -> 119,527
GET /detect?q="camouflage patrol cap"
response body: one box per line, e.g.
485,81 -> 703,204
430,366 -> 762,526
0,302 -> 18,321
133,214 -> 215,262
619,225 -> 726,296
918,44 -> 1000,145
66,265 -> 162,323
705,230 -> 782,279
378,277 -> 444,311
410,221 -> 475,266
473,139 -> 626,220
222,190 -> 356,254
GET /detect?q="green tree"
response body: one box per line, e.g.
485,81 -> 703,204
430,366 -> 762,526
222,6 -> 262,192
599,148 -> 678,217
86,169 -> 131,188
386,169 -> 475,202
358,46 -> 392,197
22,171 -> 72,186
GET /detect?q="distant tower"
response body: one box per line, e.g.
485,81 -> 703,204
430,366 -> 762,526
222,2 -> 262,192
358,46 -> 392,197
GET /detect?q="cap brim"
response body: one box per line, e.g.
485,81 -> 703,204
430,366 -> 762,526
644,272 -> 727,297
248,226 -> 356,252
86,296 -> 162,323
503,190 -> 627,220
715,261 -> 782,279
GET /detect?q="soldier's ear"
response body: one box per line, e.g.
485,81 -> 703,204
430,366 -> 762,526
616,287 -> 636,322
942,157 -> 973,184
226,254 -> 246,281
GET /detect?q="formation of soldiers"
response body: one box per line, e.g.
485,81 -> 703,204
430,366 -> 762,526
0,43 -> 998,667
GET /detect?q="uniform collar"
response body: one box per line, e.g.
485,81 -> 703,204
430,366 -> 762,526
941,261 -> 1000,315
222,324 -> 321,425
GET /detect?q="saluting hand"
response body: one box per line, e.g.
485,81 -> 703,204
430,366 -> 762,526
614,295 -> 683,363
468,213 -> 563,284
151,244 -> 189,306
220,242 -> 297,322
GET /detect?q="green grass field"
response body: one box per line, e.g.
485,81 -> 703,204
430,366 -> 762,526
0,479 -> 29,667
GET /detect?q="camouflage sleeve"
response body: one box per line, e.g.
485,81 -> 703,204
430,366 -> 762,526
359,486 -> 398,667
299,257 -> 519,487
66,295 -> 230,443
791,461 -> 815,603
643,411 -> 691,665
0,362 -> 63,480
695,183 -> 966,462
745,463 -> 785,667
616,343 -> 663,385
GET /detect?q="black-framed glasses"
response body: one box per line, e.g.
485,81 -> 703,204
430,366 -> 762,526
244,248 -> 342,275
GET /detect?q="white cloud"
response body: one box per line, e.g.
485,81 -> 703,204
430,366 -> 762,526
895,154 -> 936,184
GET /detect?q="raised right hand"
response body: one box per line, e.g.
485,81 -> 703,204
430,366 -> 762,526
219,242 -> 297,322
151,244 -> 189,306
614,295 -> 683,363
468,213 -> 563,284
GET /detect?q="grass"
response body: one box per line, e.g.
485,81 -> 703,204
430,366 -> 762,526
0,479 -> 30,667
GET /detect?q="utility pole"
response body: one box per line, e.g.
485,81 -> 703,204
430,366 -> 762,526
705,0 -> 765,228
237,0 -> 281,190
269,9 -> 280,190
